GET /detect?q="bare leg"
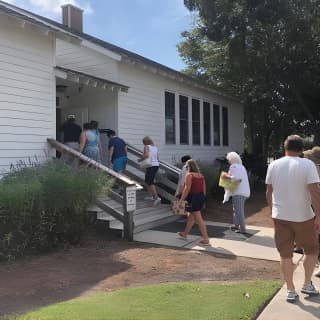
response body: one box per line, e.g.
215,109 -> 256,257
147,184 -> 158,199
280,258 -> 295,291
303,254 -> 318,284
182,214 -> 195,237
193,212 -> 209,242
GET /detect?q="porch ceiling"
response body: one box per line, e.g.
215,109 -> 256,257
54,66 -> 129,93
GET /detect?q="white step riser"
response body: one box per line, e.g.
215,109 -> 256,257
109,211 -> 178,231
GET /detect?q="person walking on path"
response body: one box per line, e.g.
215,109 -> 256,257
61,114 -> 82,166
107,129 -> 128,173
175,155 -> 192,197
303,146 -> 320,278
221,151 -> 250,234
177,159 -> 210,246
266,135 -> 320,302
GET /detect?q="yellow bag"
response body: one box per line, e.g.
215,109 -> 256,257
218,172 -> 240,192
171,200 -> 188,215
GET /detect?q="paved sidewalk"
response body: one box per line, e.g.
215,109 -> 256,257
134,221 -> 319,320
134,221 -> 301,263
257,259 -> 320,320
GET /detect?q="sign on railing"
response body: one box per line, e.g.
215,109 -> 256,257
126,185 -> 136,212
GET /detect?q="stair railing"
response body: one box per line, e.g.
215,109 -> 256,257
47,138 -> 143,241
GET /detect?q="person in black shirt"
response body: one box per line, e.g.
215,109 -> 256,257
61,114 -> 82,166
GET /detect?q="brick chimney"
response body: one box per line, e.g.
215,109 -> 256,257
61,4 -> 83,33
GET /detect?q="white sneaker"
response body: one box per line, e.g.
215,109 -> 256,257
153,198 -> 161,206
286,290 -> 298,302
301,282 -> 319,295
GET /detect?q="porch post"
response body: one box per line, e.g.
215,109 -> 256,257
123,184 -> 136,241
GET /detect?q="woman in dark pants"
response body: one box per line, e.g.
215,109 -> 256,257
140,136 -> 161,206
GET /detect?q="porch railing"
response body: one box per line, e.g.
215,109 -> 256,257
47,138 -> 143,241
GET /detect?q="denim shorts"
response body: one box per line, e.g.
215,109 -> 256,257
113,156 -> 128,172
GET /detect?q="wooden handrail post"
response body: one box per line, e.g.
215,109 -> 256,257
123,184 -> 136,241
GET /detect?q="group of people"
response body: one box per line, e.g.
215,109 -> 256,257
61,115 -> 161,206
175,151 -> 250,246
266,135 -> 320,302
61,115 -> 128,173
62,119 -> 320,302
175,134 -> 320,304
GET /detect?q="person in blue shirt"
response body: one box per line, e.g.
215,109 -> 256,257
107,130 -> 128,173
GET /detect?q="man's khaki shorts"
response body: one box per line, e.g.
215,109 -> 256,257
273,217 -> 319,258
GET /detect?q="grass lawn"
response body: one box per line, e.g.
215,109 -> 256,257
7,281 -> 281,320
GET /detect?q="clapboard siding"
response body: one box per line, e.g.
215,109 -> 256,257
0,17 -> 55,173
118,63 -> 243,163
0,133 -> 49,143
0,93 -> 52,108
0,102 -> 53,115
0,125 -> 52,136
56,39 -> 119,82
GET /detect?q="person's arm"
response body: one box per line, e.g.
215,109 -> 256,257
221,168 -> 241,182
175,166 -> 187,196
266,184 -> 273,209
308,183 -> 320,233
143,145 -> 149,159
203,177 -> 206,196
178,173 -> 192,207
221,171 -> 231,179
108,146 -> 114,165
79,131 -> 86,153
138,145 -> 149,162
98,138 -> 103,161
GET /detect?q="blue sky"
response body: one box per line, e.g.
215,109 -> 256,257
4,0 -> 195,71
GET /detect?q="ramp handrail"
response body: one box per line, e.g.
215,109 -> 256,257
47,138 -> 142,241
48,138 -> 143,189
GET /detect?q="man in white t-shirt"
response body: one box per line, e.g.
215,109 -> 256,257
266,135 -> 320,302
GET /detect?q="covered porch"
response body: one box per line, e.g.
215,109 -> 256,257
54,66 -> 129,165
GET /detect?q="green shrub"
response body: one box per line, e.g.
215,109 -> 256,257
198,163 -> 222,198
0,161 -> 111,261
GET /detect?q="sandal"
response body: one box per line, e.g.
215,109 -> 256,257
177,232 -> 187,240
198,239 -> 210,246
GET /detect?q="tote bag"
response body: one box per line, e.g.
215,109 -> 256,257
218,172 -> 240,192
139,156 -> 152,169
171,200 -> 188,215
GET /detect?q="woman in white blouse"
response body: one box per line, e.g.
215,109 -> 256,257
221,152 -> 250,234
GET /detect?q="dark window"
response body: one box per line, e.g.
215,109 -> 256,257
165,91 -> 175,144
203,101 -> 211,145
222,106 -> 229,146
192,99 -> 200,145
213,104 -> 220,146
179,95 -> 189,144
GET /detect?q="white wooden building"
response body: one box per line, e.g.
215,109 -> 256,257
0,1 -> 243,174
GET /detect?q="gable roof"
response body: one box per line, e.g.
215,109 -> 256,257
0,1 -> 239,102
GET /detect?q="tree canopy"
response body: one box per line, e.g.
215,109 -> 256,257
179,0 -> 320,155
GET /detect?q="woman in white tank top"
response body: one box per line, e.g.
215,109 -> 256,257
140,136 -> 161,206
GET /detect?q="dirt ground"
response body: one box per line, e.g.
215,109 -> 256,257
0,186 -> 279,317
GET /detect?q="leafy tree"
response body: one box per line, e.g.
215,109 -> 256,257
179,0 -> 320,155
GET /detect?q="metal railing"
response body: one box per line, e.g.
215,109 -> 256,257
47,138 -> 143,241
